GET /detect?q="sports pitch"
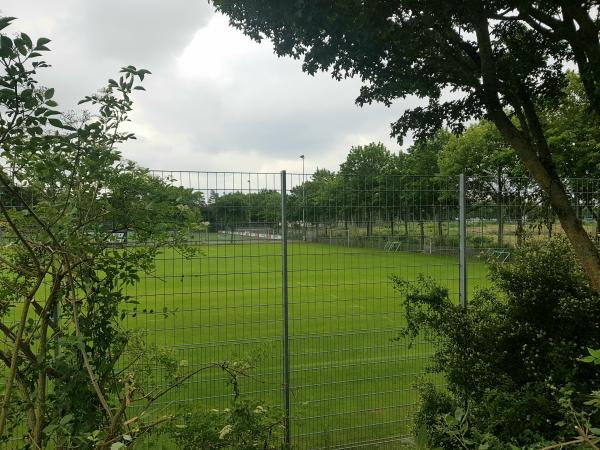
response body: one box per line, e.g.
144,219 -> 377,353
125,239 -> 489,448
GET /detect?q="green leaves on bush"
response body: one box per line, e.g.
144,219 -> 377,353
395,238 -> 600,448
162,399 -> 284,450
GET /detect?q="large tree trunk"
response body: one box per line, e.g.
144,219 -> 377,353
491,119 -> 600,292
516,215 -> 524,246
475,17 -> 600,294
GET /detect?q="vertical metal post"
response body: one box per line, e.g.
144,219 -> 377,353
300,155 -> 306,242
280,170 -> 291,446
459,173 -> 467,309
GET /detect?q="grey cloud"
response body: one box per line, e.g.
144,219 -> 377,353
1,2 -> 414,173
66,1 -> 213,66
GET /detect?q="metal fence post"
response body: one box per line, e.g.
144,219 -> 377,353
280,170 -> 291,446
459,173 -> 467,309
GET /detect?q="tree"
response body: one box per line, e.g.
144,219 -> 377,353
246,189 -> 280,226
546,72 -> 600,179
204,192 -> 249,241
210,0 -> 600,293
0,17 -> 209,449
107,166 -> 205,243
491,2 -> 600,118
338,142 -> 394,236
545,72 -> 600,240
401,131 -> 451,249
438,121 -> 534,245
288,168 -> 337,233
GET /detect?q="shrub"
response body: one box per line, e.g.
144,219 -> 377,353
163,399 -> 284,450
394,238 -> 600,448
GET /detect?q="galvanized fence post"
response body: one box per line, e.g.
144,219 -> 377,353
459,173 -> 467,309
280,170 -> 291,446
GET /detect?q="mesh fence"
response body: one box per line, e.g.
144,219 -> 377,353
3,169 -> 600,449
121,171 -> 465,449
283,173 -> 460,448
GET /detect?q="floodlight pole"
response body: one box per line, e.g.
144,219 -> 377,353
247,178 -> 251,225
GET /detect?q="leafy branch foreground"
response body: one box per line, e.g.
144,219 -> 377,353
0,16 -> 281,450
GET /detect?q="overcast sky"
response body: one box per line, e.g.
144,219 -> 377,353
1,1 -> 418,174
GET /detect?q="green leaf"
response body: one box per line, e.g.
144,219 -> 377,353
35,37 -> 51,50
44,88 -> 55,99
137,68 -> 151,81
0,35 -> 13,57
20,32 -> 32,49
45,99 -> 58,107
48,118 -> 63,128
454,407 -> 465,422
0,16 -> 16,32
60,414 -> 74,425
111,443 -> 126,450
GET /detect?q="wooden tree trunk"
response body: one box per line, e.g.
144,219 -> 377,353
493,118 -> 600,292
516,216 -> 524,246
475,16 -> 600,294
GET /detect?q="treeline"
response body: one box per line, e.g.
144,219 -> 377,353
203,73 -> 600,248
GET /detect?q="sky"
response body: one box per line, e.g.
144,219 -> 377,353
1,1 -> 418,174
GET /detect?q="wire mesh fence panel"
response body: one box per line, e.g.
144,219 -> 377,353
120,171 -> 466,449
121,171 -> 286,444
284,173 -> 463,449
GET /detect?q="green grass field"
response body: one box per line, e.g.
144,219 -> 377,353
123,239 -> 489,449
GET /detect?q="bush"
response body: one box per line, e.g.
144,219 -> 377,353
394,238 -> 600,448
162,399 -> 284,450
